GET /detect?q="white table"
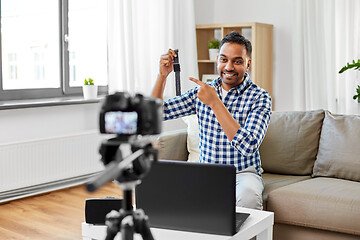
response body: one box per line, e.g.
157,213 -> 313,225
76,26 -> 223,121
82,207 -> 274,240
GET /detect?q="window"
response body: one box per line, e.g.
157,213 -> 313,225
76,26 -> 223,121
7,53 -> 17,81
0,0 -> 108,100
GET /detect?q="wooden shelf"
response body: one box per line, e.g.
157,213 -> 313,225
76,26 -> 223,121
196,22 -> 273,98
198,60 -> 217,63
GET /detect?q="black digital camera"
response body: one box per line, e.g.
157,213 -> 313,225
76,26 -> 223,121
99,92 -> 162,136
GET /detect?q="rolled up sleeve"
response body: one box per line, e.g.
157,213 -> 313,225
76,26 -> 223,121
230,93 -> 272,156
163,88 -> 198,120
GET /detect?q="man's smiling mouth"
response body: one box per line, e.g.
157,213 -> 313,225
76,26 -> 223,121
223,72 -> 237,78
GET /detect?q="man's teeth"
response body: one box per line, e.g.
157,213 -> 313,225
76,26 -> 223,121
224,73 -> 236,77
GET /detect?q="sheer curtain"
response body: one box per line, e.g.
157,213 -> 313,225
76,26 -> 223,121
293,0 -> 360,114
335,0 -> 360,114
107,0 -> 198,99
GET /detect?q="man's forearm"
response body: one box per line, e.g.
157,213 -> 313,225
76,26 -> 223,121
210,100 -> 241,141
151,74 -> 167,100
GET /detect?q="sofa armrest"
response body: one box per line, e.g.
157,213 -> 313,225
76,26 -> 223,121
157,128 -> 188,161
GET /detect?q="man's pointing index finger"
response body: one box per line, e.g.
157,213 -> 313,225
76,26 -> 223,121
189,77 -> 206,86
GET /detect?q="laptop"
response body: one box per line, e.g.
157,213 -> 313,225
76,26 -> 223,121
135,160 -> 250,236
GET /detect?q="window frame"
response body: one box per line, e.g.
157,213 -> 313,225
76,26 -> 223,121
0,0 -> 108,101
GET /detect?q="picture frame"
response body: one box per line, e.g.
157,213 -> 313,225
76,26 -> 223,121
201,74 -> 219,83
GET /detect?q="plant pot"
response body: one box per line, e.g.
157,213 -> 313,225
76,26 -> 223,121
82,85 -> 98,100
209,49 -> 219,61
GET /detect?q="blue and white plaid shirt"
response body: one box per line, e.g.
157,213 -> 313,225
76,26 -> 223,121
163,73 -> 272,175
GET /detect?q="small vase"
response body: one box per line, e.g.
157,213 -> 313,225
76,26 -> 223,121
82,85 -> 98,100
208,49 -> 219,61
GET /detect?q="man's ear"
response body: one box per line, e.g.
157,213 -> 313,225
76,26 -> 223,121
246,59 -> 252,71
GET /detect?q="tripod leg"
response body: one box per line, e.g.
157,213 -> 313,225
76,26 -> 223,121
121,215 -> 134,240
105,210 -> 121,240
134,209 -> 155,240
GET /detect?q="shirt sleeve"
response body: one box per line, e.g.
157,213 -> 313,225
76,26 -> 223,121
163,87 -> 198,120
230,91 -> 272,156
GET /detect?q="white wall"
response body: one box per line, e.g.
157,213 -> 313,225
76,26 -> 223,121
194,0 -> 295,111
0,103 -> 100,144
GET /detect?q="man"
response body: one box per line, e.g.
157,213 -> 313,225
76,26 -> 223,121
152,31 -> 271,210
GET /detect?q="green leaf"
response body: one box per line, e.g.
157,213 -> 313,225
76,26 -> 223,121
208,39 -> 220,49
88,78 -> 94,85
84,78 -> 94,85
339,59 -> 360,74
339,66 -> 347,73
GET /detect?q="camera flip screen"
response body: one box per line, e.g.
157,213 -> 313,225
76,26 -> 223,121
104,111 -> 138,134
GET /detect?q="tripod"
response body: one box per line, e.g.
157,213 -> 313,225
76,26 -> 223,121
86,136 -> 157,240
105,179 -> 154,240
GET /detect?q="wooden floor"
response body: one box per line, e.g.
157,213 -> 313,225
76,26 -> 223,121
0,182 -> 123,240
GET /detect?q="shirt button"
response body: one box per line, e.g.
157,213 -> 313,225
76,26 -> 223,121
215,147 -> 219,151
217,129 -> 221,132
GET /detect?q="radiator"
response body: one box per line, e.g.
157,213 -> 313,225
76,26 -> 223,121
0,131 -> 107,202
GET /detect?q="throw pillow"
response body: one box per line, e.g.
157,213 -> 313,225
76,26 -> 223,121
259,110 -> 325,175
312,111 -> 360,181
182,115 -> 200,162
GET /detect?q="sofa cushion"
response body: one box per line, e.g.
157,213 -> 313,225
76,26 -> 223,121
260,110 -> 325,175
267,177 -> 360,235
262,173 -> 311,210
274,223 -> 360,240
312,111 -> 360,181
182,115 -> 200,162
158,129 -> 188,161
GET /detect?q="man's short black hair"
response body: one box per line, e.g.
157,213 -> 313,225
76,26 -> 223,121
219,31 -> 252,58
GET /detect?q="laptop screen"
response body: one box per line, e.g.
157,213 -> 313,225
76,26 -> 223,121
135,160 -> 237,235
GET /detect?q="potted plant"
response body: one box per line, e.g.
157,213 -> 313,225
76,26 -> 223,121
353,85 -> 360,102
339,59 -> 360,102
208,39 -> 220,61
83,78 -> 98,100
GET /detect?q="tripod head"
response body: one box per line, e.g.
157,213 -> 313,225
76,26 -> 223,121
86,135 -> 158,193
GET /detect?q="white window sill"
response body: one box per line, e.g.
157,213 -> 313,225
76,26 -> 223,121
0,95 -> 105,110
